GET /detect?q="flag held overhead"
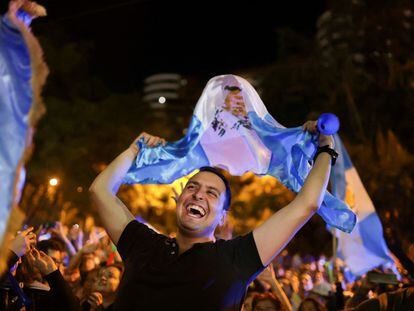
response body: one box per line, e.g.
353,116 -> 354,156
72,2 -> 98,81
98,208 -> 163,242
124,74 -> 357,233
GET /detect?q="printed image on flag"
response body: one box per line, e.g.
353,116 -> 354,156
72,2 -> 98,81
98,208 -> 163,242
331,135 -> 395,275
124,74 -> 356,233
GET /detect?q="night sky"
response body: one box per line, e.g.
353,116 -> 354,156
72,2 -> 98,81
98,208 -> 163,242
11,0 -> 326,90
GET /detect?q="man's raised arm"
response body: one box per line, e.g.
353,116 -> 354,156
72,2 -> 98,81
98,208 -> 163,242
89,133 -> 165,245
253,121 -> 335,266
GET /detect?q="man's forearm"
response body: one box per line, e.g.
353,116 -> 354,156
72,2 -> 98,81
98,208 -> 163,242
90,147 -> 137,194
295,152 -> 332,211
89,147 -> 138,244
253,150 -> 332,266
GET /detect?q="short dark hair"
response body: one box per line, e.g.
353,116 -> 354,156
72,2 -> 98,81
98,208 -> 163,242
37,238 -> 65,253
198,166 -> 231,211
252,292 -> 284,311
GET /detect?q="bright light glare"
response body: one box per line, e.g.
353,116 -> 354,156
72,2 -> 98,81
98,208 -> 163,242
49,178 -> 58,186
158,96 -> 166,104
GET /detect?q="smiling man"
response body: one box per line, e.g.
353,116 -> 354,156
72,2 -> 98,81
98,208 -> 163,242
89,126 -> 336,310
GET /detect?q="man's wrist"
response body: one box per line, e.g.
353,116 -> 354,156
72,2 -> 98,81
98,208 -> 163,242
314,145 -> 338,166
8,246 -> 23,258
128,144 -> 139,157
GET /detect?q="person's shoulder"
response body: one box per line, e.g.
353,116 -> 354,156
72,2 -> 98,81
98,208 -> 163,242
122,219 -> 163,237
214,232 -> 255,251
117,220 -> 167,260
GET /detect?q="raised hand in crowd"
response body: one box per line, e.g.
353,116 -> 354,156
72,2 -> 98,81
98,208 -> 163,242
6,0 -> 46,30
8,226 -> 36,257
51,221 -> 77,256
69,224 -> 84,251
85,292 -> 103,310
26,247 -> 58,276
81,243 -> 99,255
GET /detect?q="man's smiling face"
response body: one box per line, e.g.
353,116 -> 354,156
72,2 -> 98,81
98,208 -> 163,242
176,171 -> 227,238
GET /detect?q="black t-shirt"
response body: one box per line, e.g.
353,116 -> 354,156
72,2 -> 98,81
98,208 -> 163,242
113,220 -> 264,311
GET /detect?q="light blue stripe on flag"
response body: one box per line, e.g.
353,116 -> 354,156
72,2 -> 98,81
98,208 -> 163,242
0,15 -> 33,240
331,135 -> 394,275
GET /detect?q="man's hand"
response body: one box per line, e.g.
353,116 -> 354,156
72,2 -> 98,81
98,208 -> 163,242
302,120 -> 334,148
6,0 -> 46,29
89,132 -> 166,245
129,132 -> 166,155
8,227 -> 36,257
86,292 -> 103,310
50,221 -> 66,238
7,0 -> 26,29
26,247 -> 58,276
21,0 -> 47,17
81,243 -> 98,255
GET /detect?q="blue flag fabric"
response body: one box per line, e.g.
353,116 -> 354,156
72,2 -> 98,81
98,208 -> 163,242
124,75 -> 356,233
331,135 -> 395,275
0,15 -> 33,239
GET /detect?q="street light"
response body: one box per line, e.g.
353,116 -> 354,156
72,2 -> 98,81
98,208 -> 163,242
49,178 -> 59,187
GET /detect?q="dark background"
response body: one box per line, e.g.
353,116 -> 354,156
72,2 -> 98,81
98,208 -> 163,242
27,0 -> 325,90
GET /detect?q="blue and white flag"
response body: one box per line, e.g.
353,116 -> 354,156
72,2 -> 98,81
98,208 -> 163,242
124,74 -> 356,233
0,14 -> 33,240
0,8 -> 47,246
331,135 -> 395,275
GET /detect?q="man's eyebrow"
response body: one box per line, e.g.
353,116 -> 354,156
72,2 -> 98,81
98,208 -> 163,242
206,186 -> 221,194
187,181 -> 221,194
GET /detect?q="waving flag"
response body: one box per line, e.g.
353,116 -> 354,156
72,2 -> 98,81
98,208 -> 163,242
124,74 -> 356,233
331,135 -> 394,275
0,14 -> 33,241
0,10 -> 48,245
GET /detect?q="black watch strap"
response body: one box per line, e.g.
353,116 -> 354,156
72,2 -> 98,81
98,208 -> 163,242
314,145 -> 339,166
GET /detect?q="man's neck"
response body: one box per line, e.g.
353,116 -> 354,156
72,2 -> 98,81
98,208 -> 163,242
175,232 -> 215,255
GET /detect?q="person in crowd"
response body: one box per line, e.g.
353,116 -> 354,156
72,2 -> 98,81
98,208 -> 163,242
37,238 -> 67,274
90,119 -> 337,310
81,264 -> 124,311
300,273 -> 314,297
297,297 -> 327,311
251,292 -> 285,311
354,286 -> 414,310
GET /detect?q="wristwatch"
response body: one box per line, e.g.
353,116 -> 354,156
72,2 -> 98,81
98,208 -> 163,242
314,145 -> 339,166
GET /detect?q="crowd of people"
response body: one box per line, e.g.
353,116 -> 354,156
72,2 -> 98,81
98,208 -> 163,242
2,222 -> 122,310
1,220 -> 413,310
1,1 -> 413,310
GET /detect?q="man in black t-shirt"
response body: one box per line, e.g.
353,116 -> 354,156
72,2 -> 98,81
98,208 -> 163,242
90,122 -> 336,310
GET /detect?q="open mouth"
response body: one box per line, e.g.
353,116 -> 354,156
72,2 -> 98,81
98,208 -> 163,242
186,204 -> 207,219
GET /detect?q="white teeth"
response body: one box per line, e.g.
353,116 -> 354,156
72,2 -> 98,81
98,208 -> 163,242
187,204 -> 206,217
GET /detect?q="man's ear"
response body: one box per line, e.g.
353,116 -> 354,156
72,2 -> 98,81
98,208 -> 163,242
171,182 -> 185,204
219,210 -> 228,226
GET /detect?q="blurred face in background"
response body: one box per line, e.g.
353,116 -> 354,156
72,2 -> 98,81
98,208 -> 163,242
254,299 -> 278,311
300,273 -> 313,292
47,249 -> 65,274
81,253 -> 97,272
93,266 -> 122,295
314,271 -> 325,284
